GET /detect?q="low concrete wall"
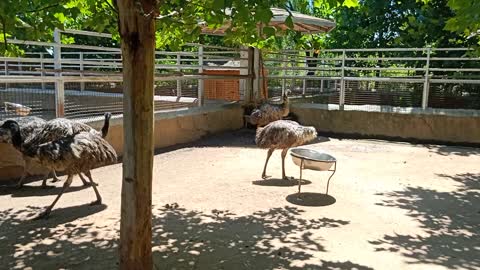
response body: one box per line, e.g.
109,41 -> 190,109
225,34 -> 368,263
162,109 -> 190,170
292,104 -> 480,144
0,103 -> 243,181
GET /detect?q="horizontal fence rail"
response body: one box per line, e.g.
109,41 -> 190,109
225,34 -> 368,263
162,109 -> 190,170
1,28 -> 480,121
263,47 -> 480,112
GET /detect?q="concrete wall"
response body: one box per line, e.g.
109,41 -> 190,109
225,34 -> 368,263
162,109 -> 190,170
292,104 -> 480,144
0,103 -> 243,181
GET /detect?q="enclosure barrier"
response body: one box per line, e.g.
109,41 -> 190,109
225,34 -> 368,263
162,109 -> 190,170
263,47 -> 480,113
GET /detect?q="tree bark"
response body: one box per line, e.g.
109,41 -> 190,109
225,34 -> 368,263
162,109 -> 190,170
117,0 -> 156,269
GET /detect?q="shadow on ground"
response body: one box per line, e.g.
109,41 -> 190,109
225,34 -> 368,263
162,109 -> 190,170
426,145 -> 480,157
371,173 -> 480,270
252,178 -> 312,187
154,129 -> 331,155
0,204 -> 375,269
286,193 -> 336,207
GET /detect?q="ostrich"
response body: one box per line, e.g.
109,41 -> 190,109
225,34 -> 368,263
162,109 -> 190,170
1,120 -> 117,219
255,120 -> 317,180
249,91 -> 290,127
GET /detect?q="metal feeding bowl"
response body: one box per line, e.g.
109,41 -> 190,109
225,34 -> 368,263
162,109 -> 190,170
290,148 -> 337,195
291,148 -> 336,171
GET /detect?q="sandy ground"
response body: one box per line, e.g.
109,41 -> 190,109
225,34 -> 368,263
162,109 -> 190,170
0,129 -> 479,270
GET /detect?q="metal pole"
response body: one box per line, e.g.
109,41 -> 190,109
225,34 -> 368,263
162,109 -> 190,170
302,51 -> 306,96
339,49 -> 346,110
422,47 -> 431,110
253,47 -> 261,101
54,28 -> 65,117
80,52 -> 85,91
5,61 -> 8,89
40,53 -> 45,90
198,45 -> 204,106
282,54 -> 287,96
176,54 -> 182,99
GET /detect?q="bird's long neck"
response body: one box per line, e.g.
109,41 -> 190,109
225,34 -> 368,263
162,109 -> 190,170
11,129 -> 23,150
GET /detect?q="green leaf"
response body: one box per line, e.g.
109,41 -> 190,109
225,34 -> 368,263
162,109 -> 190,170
285,15 -> 294,29
212,0 -> 225,10
263,26 -> 276,37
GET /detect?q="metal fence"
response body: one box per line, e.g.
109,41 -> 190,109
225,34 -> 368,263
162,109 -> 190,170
263,47 -> 480,112
0,29 -> 250,121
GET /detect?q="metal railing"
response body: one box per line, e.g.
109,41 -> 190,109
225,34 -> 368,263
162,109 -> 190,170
263,47 -> 480,112
0,29 -> 251,120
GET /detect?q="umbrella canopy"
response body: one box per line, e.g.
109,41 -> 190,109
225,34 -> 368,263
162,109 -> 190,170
199,7 -> 336,36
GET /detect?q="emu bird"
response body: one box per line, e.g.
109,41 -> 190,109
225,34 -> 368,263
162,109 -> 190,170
0,116 -> 64,187
255,120 -> 317,180
1,120 -> 117,219
249,91 -> 290,127
0,113 -> 112,188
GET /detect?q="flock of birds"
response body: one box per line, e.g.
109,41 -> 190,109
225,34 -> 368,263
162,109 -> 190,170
0,113 -> 117,219
0,91 -> 316,219
249,91 -> 318,180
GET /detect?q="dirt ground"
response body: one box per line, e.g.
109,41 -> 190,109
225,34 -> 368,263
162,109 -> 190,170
0,129 -> 479,270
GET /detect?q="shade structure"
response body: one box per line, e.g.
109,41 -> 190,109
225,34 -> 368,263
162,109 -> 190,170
199,7 -> 336,36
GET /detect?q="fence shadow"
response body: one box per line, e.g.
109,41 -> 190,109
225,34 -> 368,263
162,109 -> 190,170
0,204 -> 376,269
370,173 -> 480,269
426,144 -> 480,157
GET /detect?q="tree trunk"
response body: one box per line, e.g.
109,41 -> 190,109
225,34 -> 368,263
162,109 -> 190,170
117,0 -> 156,269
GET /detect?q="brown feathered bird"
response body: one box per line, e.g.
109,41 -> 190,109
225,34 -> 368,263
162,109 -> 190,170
21,113 -> 112,187
1,120 -> 117,219
255,120 -> 317,180
249,91 -> 290,127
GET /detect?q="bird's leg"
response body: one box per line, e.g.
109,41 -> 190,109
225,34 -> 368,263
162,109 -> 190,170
35,174 -> 73,220
41,171 -> 55,189
85,171 -> 102,205
50,170 -> 61,183
262,149 -> 274,179
16,168 -> 27,189
79,171 -> 98,187
16,158 -> 30,188
281,148 -> 293,180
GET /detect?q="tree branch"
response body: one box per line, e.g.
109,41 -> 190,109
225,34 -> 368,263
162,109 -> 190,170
103,0 -> 118,13
22,3 -> 61,14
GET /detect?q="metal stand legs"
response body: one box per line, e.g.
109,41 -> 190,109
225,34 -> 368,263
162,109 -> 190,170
297,159 -> 337,196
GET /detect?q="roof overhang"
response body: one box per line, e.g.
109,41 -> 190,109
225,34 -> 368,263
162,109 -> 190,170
199,7 -> 336,36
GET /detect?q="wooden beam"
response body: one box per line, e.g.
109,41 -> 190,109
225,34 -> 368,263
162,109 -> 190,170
117,0 -> 157,269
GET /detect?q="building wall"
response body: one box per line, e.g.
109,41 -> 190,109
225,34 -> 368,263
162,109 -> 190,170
0,103 -> 243,182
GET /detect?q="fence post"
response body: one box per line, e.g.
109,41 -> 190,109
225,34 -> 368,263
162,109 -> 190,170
54,28 -> 65,117
282,54 -> 287,96
176,54 -> 182,99
40,53 -> 46,90
253,47 -> 261,101
198,45 -> 204,106
339,49 -> 346,110
422,47 -> 431,110
240,45 -> 252,103
5,60 -> 8,88
80,52 -> 85,91
302,51 -> 307,96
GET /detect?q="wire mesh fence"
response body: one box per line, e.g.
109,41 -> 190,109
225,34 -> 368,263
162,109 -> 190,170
263,47 -> 480,113
0,81 -> 56,120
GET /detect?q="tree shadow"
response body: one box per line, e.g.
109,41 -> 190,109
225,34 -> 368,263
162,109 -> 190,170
286,193 -> 336,207
252,178 -> 312,187
151,206 -> 354,269
0,184 -> 91,197
370,173 -> 480,270
426,144 -> 480,157
0,204 -> 375,269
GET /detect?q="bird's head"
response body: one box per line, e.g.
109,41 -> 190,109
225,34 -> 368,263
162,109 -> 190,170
0,120 -> 22,147
303,126 -> 318,143
249,109 -> 262,125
